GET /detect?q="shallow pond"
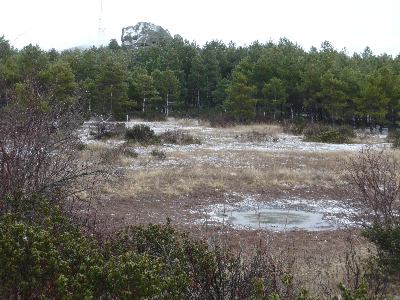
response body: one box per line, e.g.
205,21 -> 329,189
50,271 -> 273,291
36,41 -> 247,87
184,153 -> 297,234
228,208 -> 338,231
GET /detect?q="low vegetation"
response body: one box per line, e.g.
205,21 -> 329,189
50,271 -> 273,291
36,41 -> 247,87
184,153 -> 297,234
161,129 -> 201,145
123,124 -> 201,147
303,125 -> 356,144
125,124 -> 159,144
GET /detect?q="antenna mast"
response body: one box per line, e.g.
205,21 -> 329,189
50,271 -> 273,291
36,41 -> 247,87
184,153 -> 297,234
98,2 -> 105,39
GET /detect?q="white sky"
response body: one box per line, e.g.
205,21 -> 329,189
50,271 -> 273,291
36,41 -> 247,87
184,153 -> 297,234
1,0 -> 400,56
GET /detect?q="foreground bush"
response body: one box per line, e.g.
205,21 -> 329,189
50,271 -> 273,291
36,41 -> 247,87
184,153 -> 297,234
0,193 -> 386,299
0,194 -> 287,299
0,74 -> 103,201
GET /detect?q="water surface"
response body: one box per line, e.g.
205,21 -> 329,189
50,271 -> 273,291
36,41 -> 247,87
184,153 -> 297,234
228,208 -> 337,231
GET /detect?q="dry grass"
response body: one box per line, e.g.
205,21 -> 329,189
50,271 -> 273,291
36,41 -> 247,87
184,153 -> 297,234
353,129 -> 387,144
225,123 -> 283,135
114,148 -> 349,197
177,118 -> 210,127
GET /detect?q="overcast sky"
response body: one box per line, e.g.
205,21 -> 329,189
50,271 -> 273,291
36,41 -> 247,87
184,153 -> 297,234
2,0 -> 400,56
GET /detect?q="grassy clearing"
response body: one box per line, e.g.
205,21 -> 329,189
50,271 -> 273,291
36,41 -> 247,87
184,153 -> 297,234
77,119 -> 395,298
79,121 -> 377,199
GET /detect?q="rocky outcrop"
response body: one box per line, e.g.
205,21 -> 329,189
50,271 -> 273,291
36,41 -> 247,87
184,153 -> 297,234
121,22 -> 173,48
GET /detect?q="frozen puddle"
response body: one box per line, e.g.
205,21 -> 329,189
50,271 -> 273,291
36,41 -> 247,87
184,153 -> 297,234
228,208 -> 338,231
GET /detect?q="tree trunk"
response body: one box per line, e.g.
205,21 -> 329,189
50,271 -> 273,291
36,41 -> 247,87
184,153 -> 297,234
166,91 -> 169,116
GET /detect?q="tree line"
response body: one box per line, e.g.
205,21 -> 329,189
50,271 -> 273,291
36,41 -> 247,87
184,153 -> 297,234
1,35 -> 400,129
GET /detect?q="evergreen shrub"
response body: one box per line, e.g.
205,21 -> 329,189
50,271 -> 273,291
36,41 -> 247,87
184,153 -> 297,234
125,124 -> 159,143
303,125 -> 355,144
77,143 -> 87,151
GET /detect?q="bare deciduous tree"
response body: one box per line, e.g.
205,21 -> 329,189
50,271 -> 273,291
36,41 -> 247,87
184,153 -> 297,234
340,146 -> 400,227
0,74 -> 105,207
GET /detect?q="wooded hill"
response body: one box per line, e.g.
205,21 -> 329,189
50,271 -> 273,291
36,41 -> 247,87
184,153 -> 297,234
1,36 -> 400,130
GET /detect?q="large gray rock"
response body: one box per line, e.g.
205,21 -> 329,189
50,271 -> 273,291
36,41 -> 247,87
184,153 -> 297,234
121,22 -> 173,48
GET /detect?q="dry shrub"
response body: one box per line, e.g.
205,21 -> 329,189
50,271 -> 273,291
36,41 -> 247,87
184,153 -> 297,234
0,75 -> 105,203
339,146 -> 400,227
161,129 -> 200,145
177,118 -> 205,127
151,149 -> 166,160
90,121 -> 126,140
226,123 -> 282,136
281,118 -> 308,135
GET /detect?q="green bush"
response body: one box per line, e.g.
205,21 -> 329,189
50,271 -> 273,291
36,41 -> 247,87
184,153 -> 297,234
303,125 -> 354,144
0,195 -> 103,299
362,220 -> 400,288
125,124 -> 159,144
77,143 -> 87,151
0,195 -> 192,299
336,125 -> 356,139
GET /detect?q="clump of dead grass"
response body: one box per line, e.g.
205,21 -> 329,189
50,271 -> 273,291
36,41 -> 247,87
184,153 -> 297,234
352,129 -> 387,144
161,129 -> 201,145
226,123 -> 283,136
177,118 -> 210,127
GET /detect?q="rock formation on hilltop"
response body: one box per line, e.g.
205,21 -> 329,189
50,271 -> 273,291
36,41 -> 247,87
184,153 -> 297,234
121,22 -> 173,48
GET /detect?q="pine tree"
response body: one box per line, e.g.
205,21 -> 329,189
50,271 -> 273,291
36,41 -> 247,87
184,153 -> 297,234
262,77 -> 289,119
225,72 -> 257,122
152,69 -> 181,115
134,74 -> 160,112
